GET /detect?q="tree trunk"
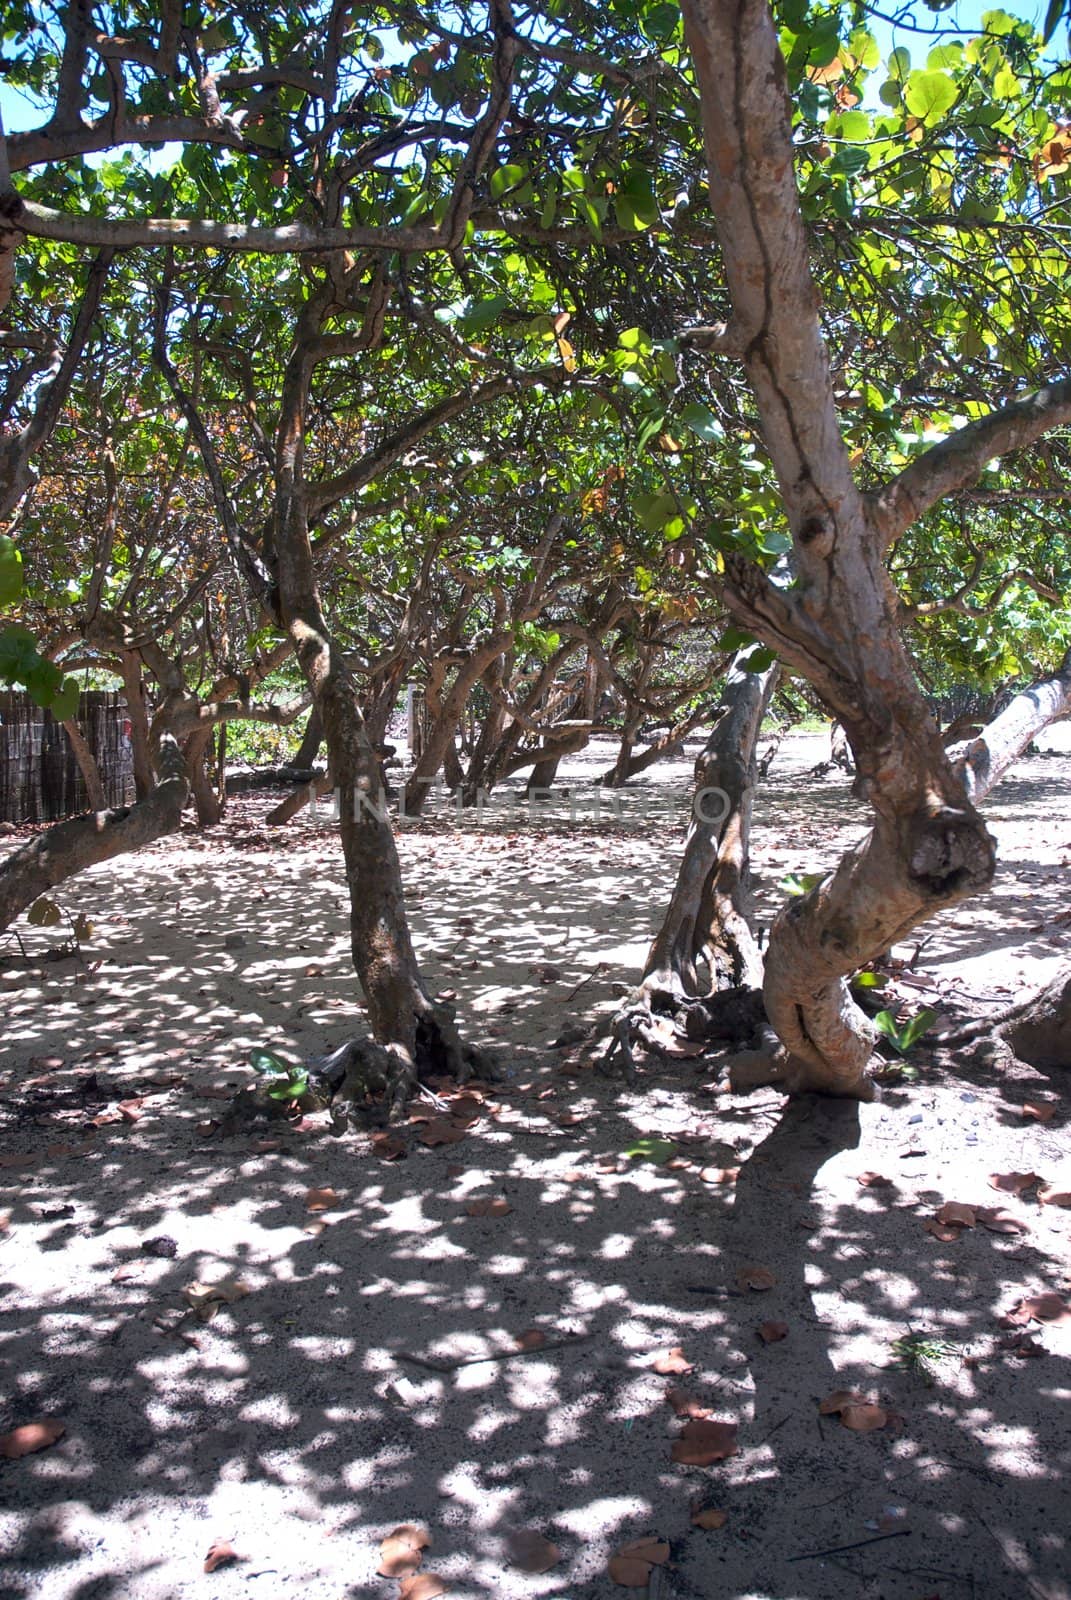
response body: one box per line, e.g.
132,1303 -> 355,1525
641,657 -> 777,1007
0,732 -> 190,932
265,770 -> 334,827
525,755 -> 561,794
1000,966 -> 1071,1070
290,707 -> 323,770
184,727 -> 223,827
120,651 -> 154,801
61,715 -> 106,810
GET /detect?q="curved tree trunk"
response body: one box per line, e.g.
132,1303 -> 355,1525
290,707 -> 323,770
120,651 -> 154,801
641,656 -> 777,1008
184,727 -> 223,827
0,732 -> 190,931
61,715 -> 107,811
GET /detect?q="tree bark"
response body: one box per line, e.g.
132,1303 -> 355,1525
290,706 -> 323,770
0,732 -> 189,932
119,650 -> 154,801
1000,966 -> 1071,1070
61,715 -> 106,810
641,657 -> 777,1007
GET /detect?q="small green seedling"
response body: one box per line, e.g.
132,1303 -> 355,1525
851,968 -> 888,991
250,1047 -> 309,1104
873,1006 -> 938,1056
623,1137 -> 677,1166
778,871 -> 825,897
890,1329 -> 957,1385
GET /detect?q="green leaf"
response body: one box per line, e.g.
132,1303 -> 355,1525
489,163 -> 532,204
250,1047 -> 291,1077
624,1136 -> 677,1165
901,1007 -> 938,1048
778,871 -> 825,897
852,970 -> 888,989
1043,0 -> 1067,42
904,70 -> 957,122
49,676 -> 79,721
0,536 -> 23,609
679,402 -> 724,442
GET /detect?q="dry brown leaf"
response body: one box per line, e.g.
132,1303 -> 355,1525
399,1577 -> 449,1600
699,1166 -> 739,1186
618,1538 -> 670,1566
935,1202 -> 976,1227
515,1328 -> 547,1350
0,1211 -> 10,1233
736,1264 -> 777,1291
1007,1293 -> 1071,1325
203,1540 -> 239,1573
378,1524 -> 431,1578
505,1529 -> 561,1573
0,1419 -> 65,1459
118,1097 -> 145,1123
977,1207 -> 1029,1235
691,1508 -> 728,1530
664,1386 -> 710,1419
449,1096 -> 487,1125
464,1197 -> 512,1218
0,1153 -> 33,1170
417,1118 -> 468,1148
924,1220 -> 962,1242
856,1171 -> 893,1189
757,1320 -> 789,1344
372,1132 -> 407,1161
651,1346 -> 694,1375
1038,1183 -> 1071,1208
988,1171 -> 1041,1194
608,1556 -> 655,1588
840,1402 -> 888,1433
1021,1100 -> 1056,1123
671,1418 -> 739,1465
819,1389 -> 863,1416
305,1186 -> 338,1212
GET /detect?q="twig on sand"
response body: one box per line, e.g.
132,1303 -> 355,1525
395,1331 -> 595,1372
564,962 -> 607,1002
788,1530 -> 911,1563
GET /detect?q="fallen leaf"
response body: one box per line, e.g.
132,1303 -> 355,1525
372,1133 -> 407,1161
977,1207 -> 1029,1235
988,1172 -> 1041,1194
0,1212 -> 10,1233
924,1220 -> 963,1242
449,1096 -> 487,1125
1038,1183 -> 1071,1208
856,1171 -> 893,1189
608,1556 -> 655,1588
515,1328 -> 547,1350
378,1524 -> 430,1578
1006,1293 -> 1071,1325
118,1097 -> 145,1123
464,1197 -> 512,1218
305,1187 -> 338,1212
399,1577 -> 449,1600
1021,1100 -> 1056,1123
819,1389 -> 863,1415
417,1118 -> 468,1148
671,1417 -> 738,1465
736,1264 -> 776,1291
651,1346 -> 694,1375
840,1402 -> 888,1432
203,1540 -> 239,1573
0,1153 -> 34,1170
664,1386 -> 710,1418
691,1507 -> 728,1530
935,1202 -> 976,1227
699,1167 -> 739,1186
0,1419 -> 65,1459
618,1537 -> 670,1566
757,1320 -> 789,1344
505,1529 -> 561,1573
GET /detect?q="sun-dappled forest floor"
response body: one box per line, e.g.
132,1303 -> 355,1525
1,732 -> 1069,1600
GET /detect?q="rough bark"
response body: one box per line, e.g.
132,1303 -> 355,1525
999,966 -> 1071,1070
641,657 -> 777,1007
61,715 -> 106,810
119,651 -> 154,801
0,732 -> 189,932
679,0 -> 1071,1097
290,707 -> 323,770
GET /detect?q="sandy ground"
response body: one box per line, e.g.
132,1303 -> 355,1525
1,731 -> 1069,1600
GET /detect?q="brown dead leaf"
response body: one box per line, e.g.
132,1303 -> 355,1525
608,1556 -> 655,1588
935,1202 -> 976,1227
1007,1293 -> 1071,1325
399,1577 -> 449,1600
448,1096 -> 487,1125
515,1328 -> 547,1351
203,1540 -> 240,1573
1021,1100 -> 1056,1123
371,1132 -> 407,1161
465,1197 -> 512,1218
417,1118 -> 468,1148
618,1538 -> 670,1566
651,1346 -> 694,1375
691,1507 -> 728,1530
664,1386 -> 711,1419
840,1402 -> 888,1433
0,1419 -> 65,1459
819,1389 -> 863,1415
757,1320 -> 789,1344
736,1264 -> 777,1291
305,1187 -> 338,1212
0,1211 -> 10,1233
118,1097 -> 145,1123
1038,1183 -> 1071,1208
378,1524 -> 430,1578
977,1207 -> 1030,1235
856,1171 -> 893,1189
699,1167 -> 739,1186
505,1529 -> 561,1573
988,1172 -> 1041,1194
924,1220 -> 963,1242
0,1153 -> 33,1171
671,1418 -> 739,1465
